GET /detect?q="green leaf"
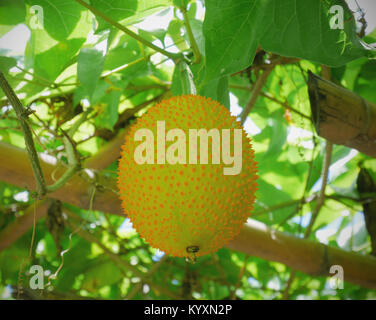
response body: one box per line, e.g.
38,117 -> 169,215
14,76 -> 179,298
312,199 -> 346,232
94,90 -> 121,130
26,0 -> 84,42
138,28 -> 167,46
262,112 -> 287,159
307,144 -> 353,193
121,0 -> 172,26
254,178 -> 294,225
90,0 -> 172,31
55,237 -> 92,291
203,0 -> 367,82
260,0 -> 366,68
33,38 -> 85,81
203,0 -> 268,82
0,0 -> 26,26
0,57 -> 18,100
172,46 -> 230,107
167,19 -> 189,51
103,37 -> 142,72
199,76 -> 230,109
0,246 -> 29,279
90,0 -> 137,31
173,0 -> 189,8
0,56 -> 17,72
216,248 -> 241,284
77,48 -> 105,100
81,259 -> 123,292
23,8 -> 90,84
90,79 -> 109,104
187,2 -> 197,20
354,60 -> 376,104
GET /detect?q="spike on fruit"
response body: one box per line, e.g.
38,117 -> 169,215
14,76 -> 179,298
117,94 -> 258,258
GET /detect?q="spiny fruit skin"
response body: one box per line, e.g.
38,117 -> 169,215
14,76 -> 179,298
117,94 -> 258,258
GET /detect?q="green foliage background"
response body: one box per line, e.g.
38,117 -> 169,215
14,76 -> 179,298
0,0 -> 375,300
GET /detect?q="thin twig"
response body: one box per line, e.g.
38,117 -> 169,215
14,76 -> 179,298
260,92 -> 311,120
101,55 -> 151,78
230,254 -> 249,300
230,85 -> 311,121
304,141 -> 333,237
281,140 -> 333,299
45,110 -> 89,193
0,71 -> 47,197
15,66 -> 52,87
125,255 -> 169,299
0,73 -> 83,195
277,138 -> 318,231
240,67 -> 274,124
65,210 -> 181,299
253,196 -> 316,217
281,65 -> 335,299
281,270 -> 297,300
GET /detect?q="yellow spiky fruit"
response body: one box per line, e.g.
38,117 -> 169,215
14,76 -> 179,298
117,95 -> 257,258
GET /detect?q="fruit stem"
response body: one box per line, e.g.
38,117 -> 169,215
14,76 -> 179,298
186,245 -> 199,264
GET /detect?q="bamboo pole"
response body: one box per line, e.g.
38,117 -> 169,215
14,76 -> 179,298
307,71 -> 376,158
0,141 -> 376,289
227,219 -> 376,290
0,137 -> 124,252
0,141 -> 122,215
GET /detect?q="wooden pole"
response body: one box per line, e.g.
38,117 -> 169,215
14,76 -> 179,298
1,141 -> 376,289
227,219 -> 376,289
307,71 -> 376,158
0,141 -> 122,216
